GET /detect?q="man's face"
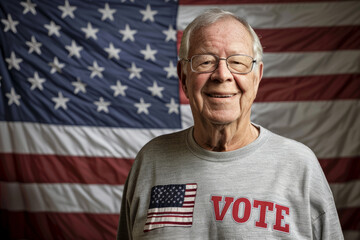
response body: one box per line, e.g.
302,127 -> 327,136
179,17 -> 263,126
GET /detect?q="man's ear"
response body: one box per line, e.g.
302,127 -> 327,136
258,61 -> 263,83
177,61 -> 189,98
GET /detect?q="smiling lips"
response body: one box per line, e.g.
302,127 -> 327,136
205,92 -> 238,98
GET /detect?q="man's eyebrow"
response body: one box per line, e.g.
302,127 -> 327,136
192,50 -> 216,55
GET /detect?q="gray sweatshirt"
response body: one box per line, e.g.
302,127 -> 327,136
117,126 -> 343,239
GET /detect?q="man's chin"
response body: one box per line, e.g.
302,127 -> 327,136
205,113 -> 240,126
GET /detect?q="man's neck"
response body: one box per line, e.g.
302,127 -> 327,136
193,120 -> 259,152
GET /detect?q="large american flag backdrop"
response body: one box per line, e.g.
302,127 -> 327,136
0,0 -> 359,239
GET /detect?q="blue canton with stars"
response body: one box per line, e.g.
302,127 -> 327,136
149,184 -> 186,208
0,0 -> 181,128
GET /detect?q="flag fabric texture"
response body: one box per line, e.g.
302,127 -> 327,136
144,183 -> 197,232
0,0 -> 359,239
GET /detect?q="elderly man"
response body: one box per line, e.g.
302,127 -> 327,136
117,9 -> 343,239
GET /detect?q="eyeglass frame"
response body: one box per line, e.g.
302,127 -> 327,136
182,53 -> 257,74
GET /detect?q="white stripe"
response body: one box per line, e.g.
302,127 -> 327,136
262,51 -> 360,77
343,231 -> 360,240
2,100 -> 359,160
251,100 -> 360,159
330,180 -> 360,209
144,223 -> 191,231
0,182 -> 123,214
146,216 -> 193,224
185,184 -> 197,190
177,2 -> 360,30
147,207 -> 193,214
0,121 -> 181,158
185,192 -> 196,197
182,100 -> 360,159
184,197 -> 195,202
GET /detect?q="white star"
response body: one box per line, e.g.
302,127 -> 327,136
48,57 -> 65,74
110,80 -> 128,97
6,88 -> 21,106
5,51 -> 23,71
164,61 -> 177,78
88,61 -> 104,79
65,40 -> 83,58
71,77 -> 87,94
140,44 -> 157,61
127,62 -> 143,80
44,21 -> 61,37
163,25 -> 177,42
140,4 -> 158,22
147,81 -> 164,98
94,97 -> 111,113
98,3 -> 116,21
20,0 -> 37,15
25,36 -> 42,54
134,98 -> 151,115
166,98 -> 179,114
119,24 -> 137,42
52,92 -> 69,110
58,0 -> 77,19
81,22 -> 99,40
28,71 -> 45,91
104,43 -> 121,60
1,14 -> 19,33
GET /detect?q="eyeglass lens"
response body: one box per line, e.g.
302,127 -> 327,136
191,55 -> 254,73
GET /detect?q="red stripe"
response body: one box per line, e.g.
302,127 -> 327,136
256,74 -> 360,102
2,154 -> 358,186
0,153 -> 134,185
185,193 -> 196,197
145,221 -> 192,226
338,207 -> 360,230
319,156 -> 360,183
180,74 -> 360,104
0,210 -> 118,240
186,189 -> 197,193
256,26 -> 360,52
179,0 -> 343,4
147,212 -> 193,218
147,214 -> 192,218
148,211 -> 193,216
1,209 -> 355,238
177,27 -> 360,53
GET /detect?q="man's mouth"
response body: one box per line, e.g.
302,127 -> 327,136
205,93 -> 237,98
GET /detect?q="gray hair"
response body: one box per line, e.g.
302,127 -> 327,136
179,9 -> 263,64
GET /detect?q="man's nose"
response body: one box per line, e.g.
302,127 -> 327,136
211,59 -> 233,82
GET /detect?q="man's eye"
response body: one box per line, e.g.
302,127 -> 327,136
200,61 -> 212,65
230,61 -> 244,65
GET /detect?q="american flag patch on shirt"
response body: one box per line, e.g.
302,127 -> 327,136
144,183 -> 197,232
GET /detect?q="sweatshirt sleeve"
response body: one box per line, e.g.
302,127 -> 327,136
312,201 -> 344,240
308,149 -> 344,240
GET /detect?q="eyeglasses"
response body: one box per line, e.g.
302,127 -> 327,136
183,54 -> 256,74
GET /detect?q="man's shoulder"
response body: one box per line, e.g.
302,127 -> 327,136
261,126 -> 317,160
138,127 -> 190,153
147,127 -> 189,144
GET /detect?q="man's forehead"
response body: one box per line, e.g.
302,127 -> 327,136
188,18 -> 253,56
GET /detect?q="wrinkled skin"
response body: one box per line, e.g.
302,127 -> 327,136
177,17 -> 263,151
